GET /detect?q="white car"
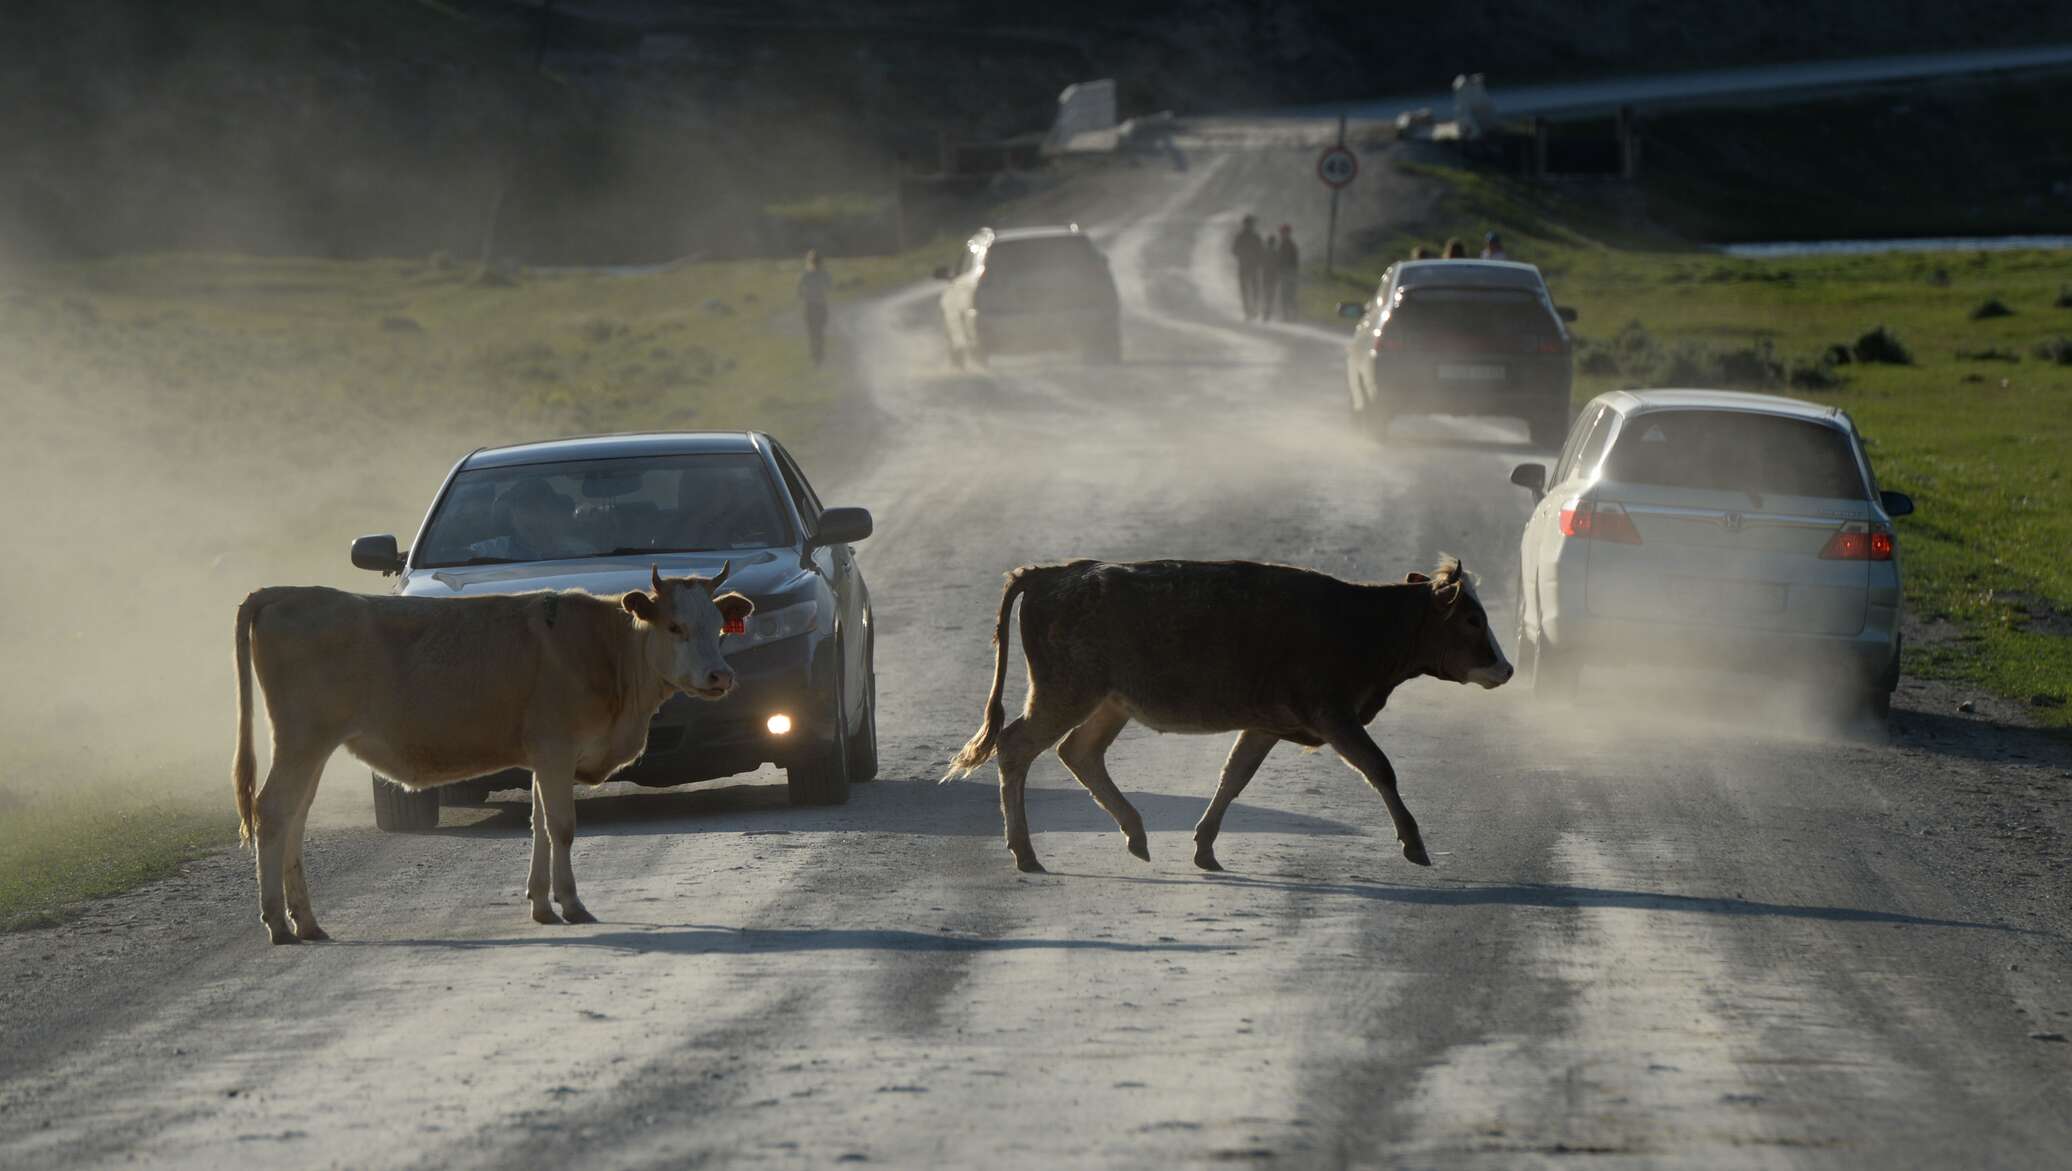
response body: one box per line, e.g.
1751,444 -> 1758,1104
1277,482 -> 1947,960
1508,389 -> 1914,717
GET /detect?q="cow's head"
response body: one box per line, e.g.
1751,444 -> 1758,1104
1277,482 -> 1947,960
1406,557 -> 1512,689
622,563 -> 755,699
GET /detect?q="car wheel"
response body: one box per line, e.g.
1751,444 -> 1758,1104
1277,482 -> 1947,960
372,773 -> 439,831
1366,399 -> 1397,443
948,341 -> 967,370
440,780 -> 495,807
1084,325 -> 1121,365
1530,405 -> 1570,449
787,662 -> 852,807
847,670 -> 879,783
1532,639 -> 1580,702
1867,688 -> 1893,721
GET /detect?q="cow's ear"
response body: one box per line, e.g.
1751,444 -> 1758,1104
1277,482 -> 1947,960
1404,572 -> 1431,584
1433,580 -> 1463,611
713,592 -> 755,624
622,591 -> 659,622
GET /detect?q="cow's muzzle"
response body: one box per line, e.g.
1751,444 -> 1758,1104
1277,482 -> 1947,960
684,668 -> 737,700
1467,662 -> 1514,689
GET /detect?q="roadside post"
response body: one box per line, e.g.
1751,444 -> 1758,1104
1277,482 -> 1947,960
1317,115 -> 1357,276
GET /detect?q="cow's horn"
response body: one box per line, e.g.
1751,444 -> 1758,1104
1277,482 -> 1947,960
651,563 -> 665,593
710,559 -> 732,590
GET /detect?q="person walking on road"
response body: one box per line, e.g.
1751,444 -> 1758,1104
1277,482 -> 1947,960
798,249 -> 832,365
1230,214 -> 1265,320
1259,235 -> 1281,322
1480,231 -> 1507,260
1275,224 -> 1300,320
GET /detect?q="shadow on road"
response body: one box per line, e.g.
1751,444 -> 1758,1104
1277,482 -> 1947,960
352,924 -> 1231,957
1112,872 -> 2045,935
439,778 -> 1361,841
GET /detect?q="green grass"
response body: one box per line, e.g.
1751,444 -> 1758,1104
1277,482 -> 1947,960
1306,162 -> 2072,723
0,784 -> 231,931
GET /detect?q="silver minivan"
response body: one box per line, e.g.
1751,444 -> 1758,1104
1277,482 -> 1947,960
1508,389 -> 1914,717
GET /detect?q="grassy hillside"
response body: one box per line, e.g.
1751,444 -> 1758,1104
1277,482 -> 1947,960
1308,162 -> 2072,723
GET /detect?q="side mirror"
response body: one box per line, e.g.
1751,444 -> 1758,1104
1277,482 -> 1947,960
1880,489 -> 1915,518
1509,463 -> 1547,498
1556,305 -> 1579,323
810,506 -> 873,547
351,533 -> 405,574
1336,301 -> 1366,320
932,266 -> 951,281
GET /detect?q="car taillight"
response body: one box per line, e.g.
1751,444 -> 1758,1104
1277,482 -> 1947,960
1558,499 -> 1642,544
1820,522 -> 1895,561
1535,337 -> 1567,354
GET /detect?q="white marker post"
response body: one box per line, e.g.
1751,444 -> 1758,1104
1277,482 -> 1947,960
1317,115 -> 1358,276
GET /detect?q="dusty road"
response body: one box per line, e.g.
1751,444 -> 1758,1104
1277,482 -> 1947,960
3,150 -> 2069,1169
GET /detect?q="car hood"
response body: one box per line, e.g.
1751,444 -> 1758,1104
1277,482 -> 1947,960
399,549 -> 810,601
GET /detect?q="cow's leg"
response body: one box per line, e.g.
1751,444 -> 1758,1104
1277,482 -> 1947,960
1317,716 -> 1431,867
994,691 -> 1102,874
1055,700 -> 1147,862
282,767 -> 330,941
1192,730 -> 1278,872
526,775 -> 561,924
533,765 -> 596,924
254,745 -> 328,945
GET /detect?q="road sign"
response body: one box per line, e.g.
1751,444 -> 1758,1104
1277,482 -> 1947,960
1317,145 -> 1358,189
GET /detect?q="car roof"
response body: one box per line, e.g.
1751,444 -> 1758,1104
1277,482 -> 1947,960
462,431 -> 764,470
1395,260 -> 1545,289
1596,388 -> 1846,423
985,225 -> 1086,243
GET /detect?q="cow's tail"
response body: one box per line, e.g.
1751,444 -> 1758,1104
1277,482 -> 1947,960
232,589 -> 273,846
942,567 -> 1038,781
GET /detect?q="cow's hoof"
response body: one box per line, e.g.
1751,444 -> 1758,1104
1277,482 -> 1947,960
1014,856 -> 1048,874
530,904 -> 563,925
292,921 -> 331,942
1126,835 -> 1150,863
560,904 -> 599,925
1192,849 -> 1223,872
1402,840 -> 1433,867
265,923 -> 300,946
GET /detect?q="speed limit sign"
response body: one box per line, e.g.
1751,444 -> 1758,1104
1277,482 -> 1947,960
1317,145 -> 1358,189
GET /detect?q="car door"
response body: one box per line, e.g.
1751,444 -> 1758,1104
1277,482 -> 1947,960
772,444 -> 870,724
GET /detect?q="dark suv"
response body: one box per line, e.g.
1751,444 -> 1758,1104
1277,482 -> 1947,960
1339,260 -> 1577,447
935,225 -> 1121,366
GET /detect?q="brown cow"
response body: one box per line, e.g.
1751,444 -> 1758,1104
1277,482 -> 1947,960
944,557 -> 1511,873
232,566 -> 751,944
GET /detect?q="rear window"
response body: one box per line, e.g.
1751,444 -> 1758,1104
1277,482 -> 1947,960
1385,289 -> 1556,339
986,236 -> 1104,274
1601,410 -> 1866,500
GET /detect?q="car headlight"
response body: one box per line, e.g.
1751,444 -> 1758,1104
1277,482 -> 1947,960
728,600 -> 817,647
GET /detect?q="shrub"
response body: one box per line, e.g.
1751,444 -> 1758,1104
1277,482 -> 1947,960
1822,342 -> 1853,366
1954,348 -> 2019,362
1789,359 -> 1844,390
2057,285 -> 2072,308
1852,325 -> 1912,365
1969,298 -> 2015,320
2033,337 -> 2072,365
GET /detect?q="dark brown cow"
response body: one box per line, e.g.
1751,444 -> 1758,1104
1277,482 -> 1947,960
944,557 -> 1511,873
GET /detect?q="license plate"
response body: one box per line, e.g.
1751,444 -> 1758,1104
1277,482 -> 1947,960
1671,577 -> 1785,614
1436,363 -> 1506,381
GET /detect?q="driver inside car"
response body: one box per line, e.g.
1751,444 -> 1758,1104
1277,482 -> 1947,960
464,478 -> 590,561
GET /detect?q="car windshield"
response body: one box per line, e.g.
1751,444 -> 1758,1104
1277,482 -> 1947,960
1600,410 -> 1866,500
415,453 -> 791,568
